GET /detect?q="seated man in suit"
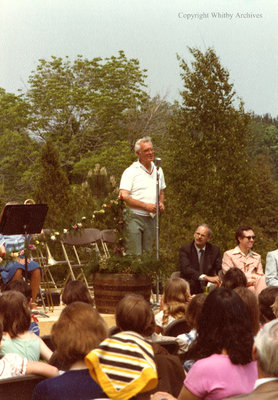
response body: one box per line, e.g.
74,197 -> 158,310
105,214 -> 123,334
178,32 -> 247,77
179,224 -> 222,294
265,249 -> 278,286
227,319 -> 278,399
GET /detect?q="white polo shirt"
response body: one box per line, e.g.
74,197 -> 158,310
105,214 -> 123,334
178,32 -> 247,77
120,161 -> 166,216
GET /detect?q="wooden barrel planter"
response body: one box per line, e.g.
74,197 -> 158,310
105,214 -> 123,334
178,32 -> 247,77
93,273 -> 152,314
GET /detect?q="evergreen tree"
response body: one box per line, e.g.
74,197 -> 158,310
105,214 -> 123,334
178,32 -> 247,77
165,47 -> 257,249
34,141 -> 71,229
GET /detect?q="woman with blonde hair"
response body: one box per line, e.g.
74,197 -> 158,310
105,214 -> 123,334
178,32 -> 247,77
155,278 -> 191,333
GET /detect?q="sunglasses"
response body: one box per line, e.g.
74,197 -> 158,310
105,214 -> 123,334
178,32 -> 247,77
243,235 -> 256,240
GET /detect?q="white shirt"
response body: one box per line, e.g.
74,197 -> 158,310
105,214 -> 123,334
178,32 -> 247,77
254,377 -> 278,389
155,310 -> 175,328
120,161 -> 166,216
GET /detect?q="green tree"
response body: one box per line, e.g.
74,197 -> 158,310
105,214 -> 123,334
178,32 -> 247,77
164,47 -> 257,251
25,51 -> 148,177
249,119 -> 278,178
34,141 -> 71,228
0,88 -> 39,201
0,88 -> 30,133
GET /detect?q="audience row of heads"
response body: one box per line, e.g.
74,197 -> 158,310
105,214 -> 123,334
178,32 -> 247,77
2,279 -> 278,391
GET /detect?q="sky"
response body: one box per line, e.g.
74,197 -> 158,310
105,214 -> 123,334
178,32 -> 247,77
0,0 -> 277,117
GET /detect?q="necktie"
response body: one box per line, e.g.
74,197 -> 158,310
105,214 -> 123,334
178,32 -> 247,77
199,249 -> 205,274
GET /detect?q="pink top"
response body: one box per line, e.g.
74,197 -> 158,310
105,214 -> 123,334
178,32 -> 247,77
185,353 -> 257,400
222,246 -> 263,277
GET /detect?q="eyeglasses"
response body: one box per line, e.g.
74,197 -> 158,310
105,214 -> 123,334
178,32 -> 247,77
243,235 -> 256,240
195,232 -> 207,238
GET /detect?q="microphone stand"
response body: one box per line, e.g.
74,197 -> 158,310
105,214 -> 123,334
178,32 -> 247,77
155,158 -> 161,304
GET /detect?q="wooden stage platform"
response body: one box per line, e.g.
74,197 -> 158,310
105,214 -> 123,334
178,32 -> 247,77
37,305 -> 116,336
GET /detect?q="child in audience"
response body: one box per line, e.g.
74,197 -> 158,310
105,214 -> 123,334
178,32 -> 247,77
4,280 -> 40,336
0,320 -> 58,379
114,294 -> 185,400
61,280 -> 93,305
155,278 -> 191,333
221,267 -> 247,289
0,291 -> 52,361
32,302 -> 108,400
258,286 -> 278,325
177,293 -> 207,354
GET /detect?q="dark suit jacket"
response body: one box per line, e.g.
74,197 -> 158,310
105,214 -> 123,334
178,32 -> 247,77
179,241 -> 222,294
224,380 -> 278,399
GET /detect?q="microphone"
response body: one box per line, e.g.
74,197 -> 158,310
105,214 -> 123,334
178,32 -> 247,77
155,157 -> 161,169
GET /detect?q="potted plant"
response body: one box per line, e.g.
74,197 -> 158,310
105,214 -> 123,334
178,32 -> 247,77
91,253 -> 162,314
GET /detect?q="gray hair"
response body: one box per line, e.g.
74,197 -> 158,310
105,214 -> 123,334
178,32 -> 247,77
255,319 -> 278,376
196,224 -> 212,238
134,136 -> 153,153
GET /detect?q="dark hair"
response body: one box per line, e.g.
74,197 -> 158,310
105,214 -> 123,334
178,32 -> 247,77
115,294 -> 155,337
235,225 -> 253,244
51,302 -> 108,367
259,286 -> 278,323
5,280 -> 32,302
62,280 -> 94,305
186,288 -> 253,365
234,287 -> 260,335
221,268 -> 247,290
0,291 -> 31,338
186,293 -> 207,329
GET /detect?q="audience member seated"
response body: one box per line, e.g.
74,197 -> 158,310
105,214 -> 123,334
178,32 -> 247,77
32,302 -> 108,400
61,280 -> 94,305
155,278 -> 191,334
0,226 -> 41,303
113,294 -> 185,400
4,280 -> 40,336
222,225 -> 266,296
221,267 -> 247,290
0,320 -> 58,380
258,286 -> 278,325
0,291 -> 52,362
226,319 -> 278,399
152,288 -> 258,400
86,330 -> 158,400
177,293 -> 207,354
234,287 -> 260,336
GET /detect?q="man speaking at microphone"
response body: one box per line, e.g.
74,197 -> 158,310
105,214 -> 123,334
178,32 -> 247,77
119,137 -> 166,255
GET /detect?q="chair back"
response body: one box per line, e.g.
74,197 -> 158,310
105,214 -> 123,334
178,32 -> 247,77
163,318 -> 191,337
62,228 -> 102,246
0,374 -> 45,400
154,339 -> 179,355
101,229 -> 117,244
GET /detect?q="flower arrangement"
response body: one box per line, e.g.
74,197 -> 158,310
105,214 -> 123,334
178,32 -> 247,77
91,252 -> 162,277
